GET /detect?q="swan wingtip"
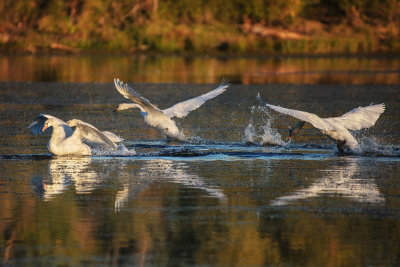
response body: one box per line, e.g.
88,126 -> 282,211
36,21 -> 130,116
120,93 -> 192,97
256,92 -> 266,105
219,78 -> 230,89
113,78 -> 121,87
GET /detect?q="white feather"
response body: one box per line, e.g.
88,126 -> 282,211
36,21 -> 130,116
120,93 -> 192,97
163,79 -> 229,118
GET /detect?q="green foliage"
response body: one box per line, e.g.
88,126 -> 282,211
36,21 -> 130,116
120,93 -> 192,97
0,0 -> 399,54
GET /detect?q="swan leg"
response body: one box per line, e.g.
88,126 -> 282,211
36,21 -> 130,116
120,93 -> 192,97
336,140 -> 346,153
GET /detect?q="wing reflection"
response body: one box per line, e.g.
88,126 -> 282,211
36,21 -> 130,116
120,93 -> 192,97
38,157 -> 100,200
115,159 -> 226,211
271,159 -> 384,206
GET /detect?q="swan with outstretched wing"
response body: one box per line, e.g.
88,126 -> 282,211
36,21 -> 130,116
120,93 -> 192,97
257,93 -> 385,152
30,114 -> 122,156
113,78 -> 229,140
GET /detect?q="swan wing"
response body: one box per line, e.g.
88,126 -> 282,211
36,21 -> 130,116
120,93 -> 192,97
114,78 -> 159,111
163,79 -> 229,118
325,103 -> 385,131
257,93 -> 328,131
29,114 -> 71,135
29,114 -> 49,135
102,131 -> 124,143
74,120 -> 117,149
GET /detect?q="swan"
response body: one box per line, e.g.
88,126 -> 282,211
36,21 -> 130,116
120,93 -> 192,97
29,114 -> 122,156
257,93 -> 385,153
113,78 -> 229,140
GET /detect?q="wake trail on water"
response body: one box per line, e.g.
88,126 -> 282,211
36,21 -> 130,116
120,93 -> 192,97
91,144 -> 136,156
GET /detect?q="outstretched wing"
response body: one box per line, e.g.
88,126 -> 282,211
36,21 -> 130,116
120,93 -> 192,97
29,114 -> 49,135
113,78 -> 159,111
163,79 -> 229,119
29,114 -> 70,135
257,93 -> 329,131
325,103 -> 385,131
102,131 -> 124,143
75,120 -> 117,150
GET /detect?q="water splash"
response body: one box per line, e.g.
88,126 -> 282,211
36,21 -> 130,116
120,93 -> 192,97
358,137 -> 400,157
244,122 -> 256,144
92,144 -> 136,156
244,106 -> 287,146
260,120 -> 286,146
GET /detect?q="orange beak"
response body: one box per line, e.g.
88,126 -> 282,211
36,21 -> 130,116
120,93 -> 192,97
113,107 -> 119,112
42,122 -> 49,132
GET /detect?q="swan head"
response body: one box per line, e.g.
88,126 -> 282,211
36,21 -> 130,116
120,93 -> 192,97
30,114 -> 67,135
42,117 -> 59,132
288,127 -> 293,138
42,120 -> 51,132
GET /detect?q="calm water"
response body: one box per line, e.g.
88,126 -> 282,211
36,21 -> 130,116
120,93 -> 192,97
0,54 -> 399,84
1,56 -> 400,266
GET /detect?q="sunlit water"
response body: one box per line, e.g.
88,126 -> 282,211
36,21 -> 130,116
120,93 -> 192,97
1,56 -> 400,265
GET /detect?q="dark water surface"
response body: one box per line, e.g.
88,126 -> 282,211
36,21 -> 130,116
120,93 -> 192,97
1,56 -> 400,266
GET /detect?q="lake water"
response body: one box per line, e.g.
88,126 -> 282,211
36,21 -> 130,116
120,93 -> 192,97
1,55 -> 400,266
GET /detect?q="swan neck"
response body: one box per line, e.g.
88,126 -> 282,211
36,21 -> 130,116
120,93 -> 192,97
290,120 -> 305,135
119,103 -> 146,113
50,124 -> 66,140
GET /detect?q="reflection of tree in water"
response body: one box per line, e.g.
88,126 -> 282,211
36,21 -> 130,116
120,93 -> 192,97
3,56 -> 399,84
270,158 -> 384,206
33,67 -> 61,82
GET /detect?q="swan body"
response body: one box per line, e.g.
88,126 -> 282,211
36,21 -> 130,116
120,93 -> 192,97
257,93 -> 385,152
30,114 -> 121,156
113,78 -> 229,140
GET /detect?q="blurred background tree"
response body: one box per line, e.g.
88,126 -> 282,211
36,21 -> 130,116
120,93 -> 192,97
0,0 -> 399,54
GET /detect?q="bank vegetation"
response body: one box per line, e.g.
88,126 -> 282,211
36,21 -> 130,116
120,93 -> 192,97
1,0 -> 399,55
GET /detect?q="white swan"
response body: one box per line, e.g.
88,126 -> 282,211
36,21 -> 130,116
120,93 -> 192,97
257,93 -> 385,152
113,78 -> 229,140
29,114 -> 122,156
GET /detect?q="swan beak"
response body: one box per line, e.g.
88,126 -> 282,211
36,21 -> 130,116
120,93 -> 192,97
113,107 -> 119,112
42,122 -> 49,132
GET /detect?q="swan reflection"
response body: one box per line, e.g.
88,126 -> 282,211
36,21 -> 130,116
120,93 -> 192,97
115,159 -> 226,211
271,159 -> 384,206
34,157 -> 100,200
